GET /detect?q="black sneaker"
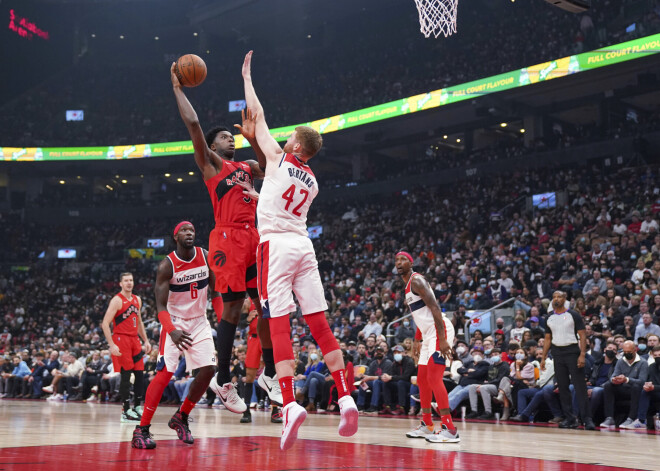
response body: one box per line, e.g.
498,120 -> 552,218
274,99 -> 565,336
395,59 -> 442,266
131,425 -> 156,449
465,411 -> 480,419
477,412 -> 494,420
271,406 -> 283,424
168,410 -> 194,444
240,411 -> 252,423
558,418 -> 579,429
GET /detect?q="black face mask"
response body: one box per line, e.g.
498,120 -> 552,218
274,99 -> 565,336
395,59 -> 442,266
605,350 -> 616,360
624,352 -> 635,361
375,354 -> 384,360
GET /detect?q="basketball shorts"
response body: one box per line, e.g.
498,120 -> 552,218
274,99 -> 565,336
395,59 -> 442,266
112,334 -> 144,372
245,334 -> 262,370
256,235 -> 328,319
208,224 -> 259,296
418,318 -> 455,366
160,314 -> 216,373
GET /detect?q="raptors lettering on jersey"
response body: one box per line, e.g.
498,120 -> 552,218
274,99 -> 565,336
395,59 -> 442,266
204,160 -> 256,225
257,153 -> 318,238
113,293 -> 140,336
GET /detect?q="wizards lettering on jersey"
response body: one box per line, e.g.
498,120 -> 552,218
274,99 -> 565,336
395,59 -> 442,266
174,272 -> 205,283
287,168 -> 315,188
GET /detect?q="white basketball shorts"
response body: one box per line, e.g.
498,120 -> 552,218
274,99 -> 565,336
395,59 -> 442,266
418,317 -> 455,366
161,314 -> 215,373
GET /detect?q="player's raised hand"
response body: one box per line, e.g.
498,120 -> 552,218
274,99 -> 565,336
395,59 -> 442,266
242,50 -> 253,80
235,179 -> 259,201
234,108 -> 257,140
170,62 -> 182,88
170,329 -> 193,351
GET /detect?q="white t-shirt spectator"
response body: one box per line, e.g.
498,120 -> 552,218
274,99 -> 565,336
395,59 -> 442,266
613,223 -> 627,235
641,219 -> 659,233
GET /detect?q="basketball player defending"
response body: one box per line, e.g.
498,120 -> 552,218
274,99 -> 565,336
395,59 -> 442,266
241,50 -> 358,450
171,64 -> 282,412
132,221 -> 221,449
101,272 -> 152,422
396,251 -> 459,443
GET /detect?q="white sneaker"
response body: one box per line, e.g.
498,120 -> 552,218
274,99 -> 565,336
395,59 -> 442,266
599,417 -> 616,428
338,395 -> 358,437
209,377 -> 246,413
620,418 -> 645,430
91,385 -> 98,394
257,374 -> 283,406
280,402 -> 307,451
42,385 -> 54,394
86,394 -> 97,402
53,394 -> 64,401
425,424 -> 460,443
406,421 -> 434,438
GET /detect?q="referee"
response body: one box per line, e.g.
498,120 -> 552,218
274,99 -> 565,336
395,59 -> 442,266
540,290 -> 595,430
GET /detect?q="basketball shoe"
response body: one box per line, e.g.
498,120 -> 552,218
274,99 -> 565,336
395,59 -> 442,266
425,424 -> 460,443
169,410 -> 194,444
240,410 -> 252,423
271,406 -> 283,424
209,377 -> 246,413
258,374 -> 283,406
131,425 -> 156,449
121,409 -> 141,423
338,395 -> 358,437
406,421 -> 434,438
280,402 -> 307,450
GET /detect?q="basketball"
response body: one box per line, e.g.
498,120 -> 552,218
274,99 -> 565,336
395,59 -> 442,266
174,54 -> 207,87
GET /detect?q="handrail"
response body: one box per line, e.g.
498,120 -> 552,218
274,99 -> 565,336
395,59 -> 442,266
385,312 -> 414,343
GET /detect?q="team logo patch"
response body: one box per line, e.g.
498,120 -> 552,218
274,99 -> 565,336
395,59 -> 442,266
213,250 -> 227,267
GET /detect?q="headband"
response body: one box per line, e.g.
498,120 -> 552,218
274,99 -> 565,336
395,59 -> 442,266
173,221 -> 194,238
396,251 -> 414,263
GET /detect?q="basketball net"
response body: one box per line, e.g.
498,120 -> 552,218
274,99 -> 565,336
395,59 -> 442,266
414,0 -> 458,38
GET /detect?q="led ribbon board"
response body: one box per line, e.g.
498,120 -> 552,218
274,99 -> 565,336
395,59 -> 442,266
3,33 -> 660,161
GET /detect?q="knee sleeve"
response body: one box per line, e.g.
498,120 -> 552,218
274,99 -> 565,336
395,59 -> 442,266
269,316 -> 294,363
305,312 -> 340,355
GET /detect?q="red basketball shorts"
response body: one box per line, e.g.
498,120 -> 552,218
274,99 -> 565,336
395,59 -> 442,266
111,333 -> 144,372
245,334 -> 262,370
208,224 -> 259,294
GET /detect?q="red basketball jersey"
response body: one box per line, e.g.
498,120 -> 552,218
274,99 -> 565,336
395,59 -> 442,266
113,293 -> 140,336
205,160 -> 256,226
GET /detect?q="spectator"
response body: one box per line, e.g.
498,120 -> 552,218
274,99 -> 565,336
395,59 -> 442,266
600,340 -> 649,429
634,313 -> 660,341
379,345 -> 415,415
465,348 -> 510,419
582,269 -> 607,296
447,351 -> 489,413
356,345 -> 393,414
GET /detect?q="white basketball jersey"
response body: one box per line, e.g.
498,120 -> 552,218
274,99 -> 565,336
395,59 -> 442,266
166,247 -> 209,320
257,153 -> 319,238
405,272 -> 454,349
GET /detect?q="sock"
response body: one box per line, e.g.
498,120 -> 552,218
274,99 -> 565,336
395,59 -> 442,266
429,362 -> 454,431
262,348 -> 276,377
243,382 -> 254,408
417,365 -> 433,428
216,319 -> 238,385
279,376 -> 295,406
133,370 -> 144,407
140,369 -> 173,426
120,370 -> 131,412
331,369 -> 349,399
180,398 -> 196,415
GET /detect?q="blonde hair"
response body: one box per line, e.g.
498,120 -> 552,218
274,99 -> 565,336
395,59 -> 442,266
295,126 -> 323,157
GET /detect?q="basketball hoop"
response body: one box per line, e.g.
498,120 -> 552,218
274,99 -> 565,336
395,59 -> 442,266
414,0 -> 459,38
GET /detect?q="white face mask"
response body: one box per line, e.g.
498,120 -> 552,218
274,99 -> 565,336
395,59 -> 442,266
456,346 -> 467,355
310,353 -> 318,361
473,355 -> 483,363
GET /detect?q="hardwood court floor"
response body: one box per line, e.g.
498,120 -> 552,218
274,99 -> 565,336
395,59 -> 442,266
0,399 -> 658,471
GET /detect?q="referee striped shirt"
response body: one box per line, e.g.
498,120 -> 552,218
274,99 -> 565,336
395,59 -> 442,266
546,309 -> 585,347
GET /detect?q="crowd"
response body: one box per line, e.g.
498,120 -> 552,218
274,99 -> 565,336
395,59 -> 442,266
2,154 -> 660,429
1,1 -> 659,147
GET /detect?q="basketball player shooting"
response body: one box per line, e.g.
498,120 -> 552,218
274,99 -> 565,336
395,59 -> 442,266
170,64 -> 282,413
132,221 -> 221,449
395,251 -> 459,443
101,272 -> 151,423
241,50 -> 358,450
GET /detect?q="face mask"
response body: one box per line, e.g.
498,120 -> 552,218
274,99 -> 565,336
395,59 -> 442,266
484,349 -> 492,355
631,255 -> 637,260
403,321 -> 410,327
583,269 -> 589,274
490,355 -> 502,364
635,290 -> 642,295
480,283 -> 487,288
605,350 -> 616,360
394,354 -> 403,362
103,355 -> 110,361
310,353 -> 318,361
515,353 -> 525,361
549,252 -> 555,256
624,352 -> 635,361
652,290 -> 658,295
642,250 -> 648,255
375,353 -> 384,359
456,346 -> 466,355
517,260 -> 522,265
638,344 -> 647,352
477,292 -> 483,297
472,356 -> 483,363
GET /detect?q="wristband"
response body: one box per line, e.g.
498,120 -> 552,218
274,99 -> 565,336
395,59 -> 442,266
158,310 -> 176,335
212,296 -> 224,316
